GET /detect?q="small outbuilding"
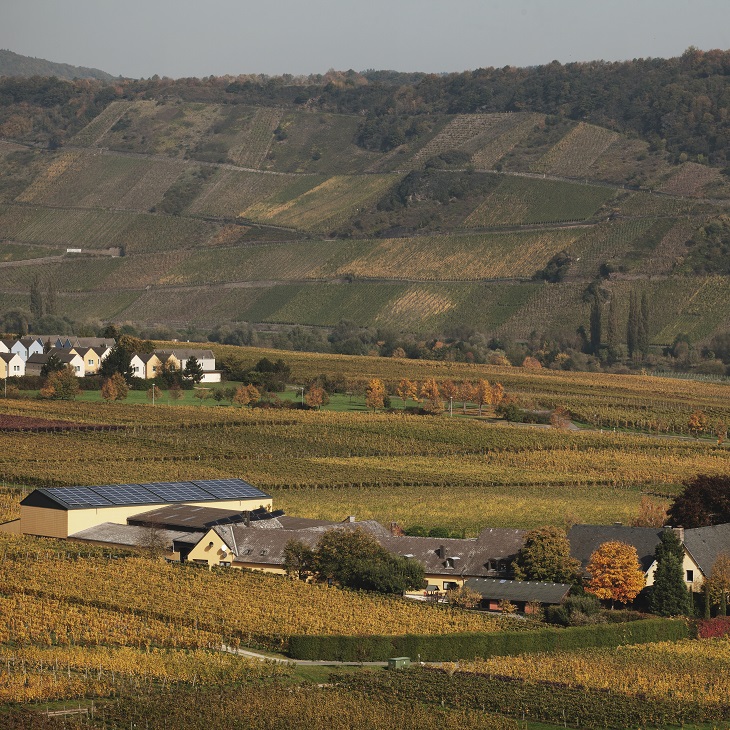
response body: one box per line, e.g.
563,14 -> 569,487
464,577 -> 572,613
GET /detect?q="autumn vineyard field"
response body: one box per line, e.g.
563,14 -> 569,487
3,70 -> 730,729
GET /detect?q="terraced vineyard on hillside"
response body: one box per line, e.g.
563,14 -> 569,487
0,99 -> 729,345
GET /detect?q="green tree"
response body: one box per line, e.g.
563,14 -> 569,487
627,290 -> 639,359
183,356 -> 204,384
40,352 -> 65,377
99,344 -> 134,382
283,539 -> 315,581
606,296 -> 619,355
650,530 -> 690,616
512,526 -> 582,584
29,275 -> 44,320
638,291 -> 650,358
668,474 -> 730,527
313,528 -> 424,594
45,278 -> 57,316
589,293 -> 602,355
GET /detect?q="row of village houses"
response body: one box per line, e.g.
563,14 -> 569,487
0,335 -> 220,382
4,479 -> 728,612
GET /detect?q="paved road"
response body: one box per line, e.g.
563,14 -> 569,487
222,644 -> 388,666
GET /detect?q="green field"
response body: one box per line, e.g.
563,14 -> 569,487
243,174 -> 400,232
25,153 -> 183,210
0,204 -> 221,253
464,175 -> 615,227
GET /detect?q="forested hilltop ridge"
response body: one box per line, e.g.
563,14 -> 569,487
0,49 -> 115,82
0,48 -> 730,375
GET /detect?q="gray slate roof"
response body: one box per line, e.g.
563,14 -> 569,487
378,528 -> 524,577
465,577 -> 572,604
684,523 -> 730,576
213,519 -> 391,566
568,524 -> 664,573
70,522 -> 203,550
207,521 -> 524,578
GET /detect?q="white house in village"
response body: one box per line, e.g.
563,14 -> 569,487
155,349 -> 221,383
11,337 -> 44,362
0,352 -> 25,378
25,351 -> 86,377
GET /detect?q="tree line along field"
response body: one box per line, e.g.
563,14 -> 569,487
0,344 -> 728,532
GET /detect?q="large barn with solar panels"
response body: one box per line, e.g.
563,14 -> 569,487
19,479 -> 272,539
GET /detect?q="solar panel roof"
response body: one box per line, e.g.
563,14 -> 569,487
37,479 -> 270,510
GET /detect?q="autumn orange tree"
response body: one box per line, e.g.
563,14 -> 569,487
419,378 -> 443,414
440,379 -> 459,414
458,380 -> 474,413
233,384 -> 260,407
491,382 -> 505,407
473,379 -> 491,416
586,541 -> 645,607
688,409 -> 708,436
708,552 -> 730,615
365,379 -> 386,411
395,378 -> 417,409
305,385 -> 329,410
40,367 -> 80,401
101,373 -> 129,402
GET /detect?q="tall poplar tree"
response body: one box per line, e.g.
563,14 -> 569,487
638,292 -> 650,358
626,291 -> 639,359
606,297 -> 618,348
29,275 -> 44,320
589,294 -> 602,355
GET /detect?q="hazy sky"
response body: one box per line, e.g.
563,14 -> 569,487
2,0 -> 729,79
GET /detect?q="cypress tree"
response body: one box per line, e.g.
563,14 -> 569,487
589,294 -> 602,355
650,530 -> 690,616
29,275 -> 44,320
626,291 -> 638,359
46,279 -> 58,316
638,291 -> 650,358
606,297 -> 618,350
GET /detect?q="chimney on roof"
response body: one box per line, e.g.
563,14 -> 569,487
390,522 -> 404,536
346,515 -> 356,523
672,526 -> 685,543
439,545 -> 447,559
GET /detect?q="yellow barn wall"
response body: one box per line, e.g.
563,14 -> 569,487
21,506 -> 68,538
22,497 -> 272,538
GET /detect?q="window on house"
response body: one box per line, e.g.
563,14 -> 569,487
13,365 -> 19,372
75,366 -> 80,372
445,558 -> 454,569
686,570 -> 694,582
88,359 -> 94,365
218,561 -> 231,568
152,366 -> 157,372
443,581 -> 458,591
